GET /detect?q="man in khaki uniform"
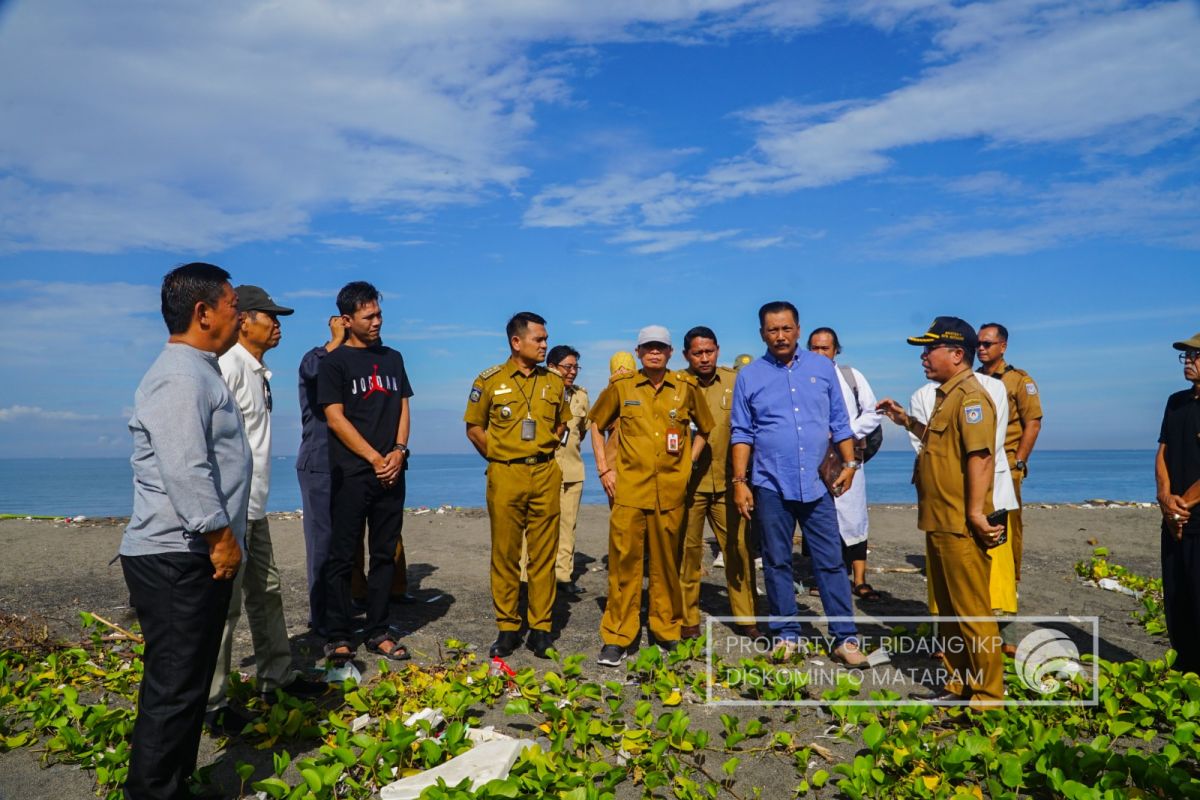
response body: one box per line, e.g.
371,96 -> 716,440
520,345 -> 589,593
878,316 -> 1006,709
589,325 -> 715,666
977,322 -> 1043,581
465,312 -> 571,659
678,326 -> 760,640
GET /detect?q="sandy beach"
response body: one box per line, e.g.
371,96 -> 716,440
0,503 -> 1171,799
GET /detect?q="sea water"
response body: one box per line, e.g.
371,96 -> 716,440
0,451 -> 1158,518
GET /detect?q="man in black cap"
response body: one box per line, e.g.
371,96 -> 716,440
207,285 -> 324,733
1156,331 -> 1200,674
877,316 -> 1006,708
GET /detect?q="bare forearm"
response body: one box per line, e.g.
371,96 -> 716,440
731,443 -> 751,478
396,397 -> 410,447
590,424 -> 610,473
837,437 -> 856,462
326,405 -> 382,467
465,424 -> 489,459
1016,419 -> 1041,463
1155,444 -> 1172,499
690,433 -> 707,462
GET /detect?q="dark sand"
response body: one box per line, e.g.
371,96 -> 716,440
0,504 -> 1169,799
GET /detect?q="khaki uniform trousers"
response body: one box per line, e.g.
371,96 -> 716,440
679,490 -> 759,628
487,460 -> 561,632
519,479 -> 584,584
207,517 -> 293,710
601,503 -> 684,647
1010,467 -> 1025,581
926,530 -> 1005,709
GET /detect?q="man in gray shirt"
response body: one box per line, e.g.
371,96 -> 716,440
119,262 -> 250,800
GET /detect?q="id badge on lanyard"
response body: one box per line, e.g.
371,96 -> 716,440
521,417 -> 536,441
666,425 -> 681,454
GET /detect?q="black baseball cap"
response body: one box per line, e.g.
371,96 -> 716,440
906,316 -> 978,351
235,285 -> 294,316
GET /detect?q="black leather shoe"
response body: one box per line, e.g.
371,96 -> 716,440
527,629 -> 554,658
489,630 -> 522,658
557,581 -> 586,596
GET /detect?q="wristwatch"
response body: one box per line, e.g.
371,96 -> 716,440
1014,459 -> 1026,473
393,443 -> 410,454
845,460 -> 862,470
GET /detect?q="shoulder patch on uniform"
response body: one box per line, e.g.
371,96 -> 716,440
1025,381 -> 1038,395
674,370 -> 696,385
469,387 -> 482,403
964,403 -> 984,425
478,364 -> 502,380
609,370 -> 634,384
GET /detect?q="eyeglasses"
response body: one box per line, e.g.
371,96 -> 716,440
922,344 -> 954,355
1180,351 -> 1200,364
557,363 -> 580,372
978,340 -> 1002,349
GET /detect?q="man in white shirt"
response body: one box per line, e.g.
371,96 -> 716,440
807,328 -> 884,600
206,285 -> 323,733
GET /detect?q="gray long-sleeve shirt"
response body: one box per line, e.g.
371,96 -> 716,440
120,343 -> 252,557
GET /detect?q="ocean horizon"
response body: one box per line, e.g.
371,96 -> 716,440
0,450 -> 1157,519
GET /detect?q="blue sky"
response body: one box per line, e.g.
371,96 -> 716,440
1,0 -> 1198,457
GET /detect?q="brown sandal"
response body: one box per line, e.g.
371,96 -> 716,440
852,583 -> 883,602
367,634 -> 411,661
323,641 -> 354,665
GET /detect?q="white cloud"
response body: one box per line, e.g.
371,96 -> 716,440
734,235 -> 784,250
0,0 -> 753,253
319,236 -> 382,251
281,287 -> 341,299
0,405 -> 100,422
608,227 -> 740,254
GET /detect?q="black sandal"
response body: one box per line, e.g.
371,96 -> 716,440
852,583 -> 883,602
366,634 -> 411,661
323,640 -> 355,665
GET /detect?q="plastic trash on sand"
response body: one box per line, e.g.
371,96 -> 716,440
379,738 -> 541,800
866,647 -> 892,668
325,661 -> 362,684
1096,577 -> 1143,599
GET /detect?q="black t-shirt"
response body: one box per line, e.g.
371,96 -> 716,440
1159,388 -> 1200,534
317,344 -> 413,475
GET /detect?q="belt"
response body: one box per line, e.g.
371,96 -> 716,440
489,452 -> 555,466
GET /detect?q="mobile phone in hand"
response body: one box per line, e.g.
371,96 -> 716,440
984,509 -> 1008,549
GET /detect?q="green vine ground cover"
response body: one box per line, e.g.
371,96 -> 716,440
2,554 -> 1198,800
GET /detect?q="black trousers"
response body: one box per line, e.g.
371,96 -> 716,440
1162,526 -> 1200,674
121,552 -> 232,800
323,469 -> 405,642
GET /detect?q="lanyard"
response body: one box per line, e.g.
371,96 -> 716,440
515,371 -> 539,420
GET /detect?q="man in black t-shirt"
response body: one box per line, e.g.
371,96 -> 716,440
317,281 -> 413,663
1156,331 -> 1200,674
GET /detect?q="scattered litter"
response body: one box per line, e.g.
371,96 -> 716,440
403,707 -> 446,732
867,648 -> 892,668
411,507 -> 431,516
351,714 -> 372,732
869,566 -> 922,574
1096,577 -> 1143,599
379,738 -> 541,800
424,594 -> 445,604
464,726 -> 513,743
72,515 -> 88,523
326,661 -> 362,684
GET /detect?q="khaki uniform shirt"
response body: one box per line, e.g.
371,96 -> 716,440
984,359 -> 1043,461
588,369 -> 715,511
556,386 -> 589,483
916,369 -> 997,534
464,358 -> 571,461
688,366 -> 736,494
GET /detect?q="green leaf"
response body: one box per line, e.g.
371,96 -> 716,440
251,777 -> 291,800
235,762 -> 255,782
812,769 -> 828,788
722,756 -> 740,777
503,698 -> 531,716
998,753 -> 1023,788
861,722 -> 886,751
300,768 -> 322,792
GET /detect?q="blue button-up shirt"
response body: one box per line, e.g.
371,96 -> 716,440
730,350 -> 853,502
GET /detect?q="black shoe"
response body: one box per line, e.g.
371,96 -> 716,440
527,629 -> 554,658
909,688 -> 967,705
262,676 -> 328,702
391,593 -> 417,604
597,644 -> 627,667
203,705 -> 254,736
489,630 -> 522,658
557,581 -> 586,596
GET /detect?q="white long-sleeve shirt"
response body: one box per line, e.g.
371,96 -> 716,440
832,364 -> 883,544
219,342 -> 273,520
908,373 -> 1017,512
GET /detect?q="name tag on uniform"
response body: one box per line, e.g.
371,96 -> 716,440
623,399 -> 641,406
493,387 -> 512,396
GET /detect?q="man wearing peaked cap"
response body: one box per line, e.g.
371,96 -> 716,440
588,325 -> 714,666
1155,330 -> 1200,673
877,315 -> 1006,709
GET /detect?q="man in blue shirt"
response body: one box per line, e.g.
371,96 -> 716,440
730,301 -> 867,665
